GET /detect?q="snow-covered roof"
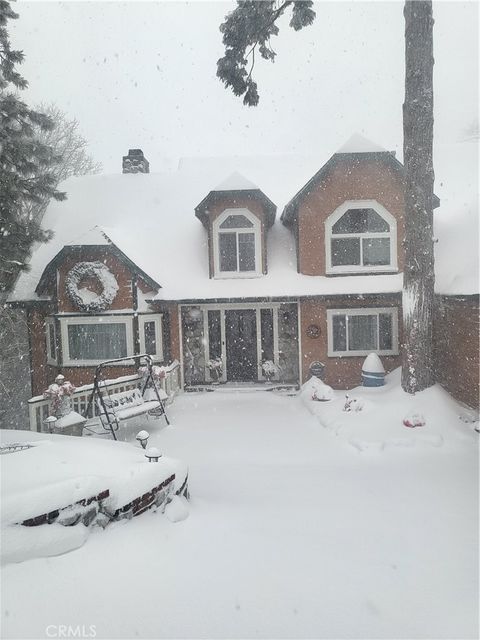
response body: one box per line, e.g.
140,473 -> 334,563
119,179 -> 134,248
336,133 -> 388,154
10,139 -> 478,302
213,171 -> 260,192
65,226 -> 110,247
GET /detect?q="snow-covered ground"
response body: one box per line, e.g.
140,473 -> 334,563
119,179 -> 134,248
1,374 -> 478,639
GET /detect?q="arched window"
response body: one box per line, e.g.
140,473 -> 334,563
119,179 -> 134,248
325,200 -> 397,273
213,209 -> 262,277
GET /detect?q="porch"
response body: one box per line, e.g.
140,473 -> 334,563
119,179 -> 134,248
181,301 -> 300,386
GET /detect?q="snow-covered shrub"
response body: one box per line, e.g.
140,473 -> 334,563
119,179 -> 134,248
312,383 -> 334,402
343,394 -> 364,412
403,413 -> 426,428
300,376 -> 334,402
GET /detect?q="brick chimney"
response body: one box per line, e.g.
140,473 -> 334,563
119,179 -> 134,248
122,149 -> 150,174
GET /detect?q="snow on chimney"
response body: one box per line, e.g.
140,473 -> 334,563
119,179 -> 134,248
122,149 -> 150,174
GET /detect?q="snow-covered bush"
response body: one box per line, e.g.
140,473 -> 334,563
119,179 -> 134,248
403,413 -> 426,428
300,376 -> 334,402
343,394 -> 364,412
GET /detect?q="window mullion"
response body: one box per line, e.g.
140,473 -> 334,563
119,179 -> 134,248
236,232 -> 240,271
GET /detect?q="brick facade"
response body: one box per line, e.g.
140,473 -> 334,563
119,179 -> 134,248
18,152 -> 477,412
299,295 -> 403,388
57,249 -> 134,312
295,155 -> 405,276
434,296 -> 479,408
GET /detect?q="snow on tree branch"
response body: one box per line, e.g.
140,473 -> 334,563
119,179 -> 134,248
217,0 -> 315,106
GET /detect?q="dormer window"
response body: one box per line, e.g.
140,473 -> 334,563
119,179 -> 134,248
325,199 -> 397,274
213,209 -> 262,278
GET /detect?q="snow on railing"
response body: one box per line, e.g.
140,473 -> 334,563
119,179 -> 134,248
28,360 -> 181,433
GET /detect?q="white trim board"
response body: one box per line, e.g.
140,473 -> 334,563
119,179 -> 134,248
326,306 -> 399,357
212,208 -> 263,279
59,315 -> 134,367
325,199 -> 398,275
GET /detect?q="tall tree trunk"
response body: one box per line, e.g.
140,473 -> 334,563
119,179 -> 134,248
402,0 -> 435,394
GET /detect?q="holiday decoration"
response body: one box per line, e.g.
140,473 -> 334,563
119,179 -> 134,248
306,324 -> 321,339
65,261 -> 119,312
207,357 -> 223,383
261,360 -> 277,382
138,364 -> 166,385
43,375 -> 76,418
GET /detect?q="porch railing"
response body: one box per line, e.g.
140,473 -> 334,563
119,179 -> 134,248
27,360 -> 181,433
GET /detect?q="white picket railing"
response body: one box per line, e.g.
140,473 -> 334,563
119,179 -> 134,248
28,360 -> 181,433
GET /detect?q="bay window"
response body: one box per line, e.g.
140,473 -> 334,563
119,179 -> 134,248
61,316 -> 133,365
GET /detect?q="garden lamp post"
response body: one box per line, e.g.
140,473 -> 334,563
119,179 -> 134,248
136,430 -> 150,449
145,447 -> 161,462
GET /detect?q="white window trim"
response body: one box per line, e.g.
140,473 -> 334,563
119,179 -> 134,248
60,315 -> 134,367
139,314 -> 164,362
327,307 -> 399,357
213,208 -> 262,279
325,199 -> 398,274
45,318 -> 57,365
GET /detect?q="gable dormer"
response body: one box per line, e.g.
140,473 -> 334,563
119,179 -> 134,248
195,172 -> 276,279
281,134 -> 440,276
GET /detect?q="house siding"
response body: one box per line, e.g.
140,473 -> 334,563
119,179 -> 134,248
26,247 -> 170,393
434,296 -> 479,408
29,308 -> 50,396
297,156 -> 405,276
299,295 -> 403,389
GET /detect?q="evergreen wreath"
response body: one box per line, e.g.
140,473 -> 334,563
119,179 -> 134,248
65,261 -> 119,312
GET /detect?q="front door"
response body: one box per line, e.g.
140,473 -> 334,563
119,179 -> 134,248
225,309 -> 257,381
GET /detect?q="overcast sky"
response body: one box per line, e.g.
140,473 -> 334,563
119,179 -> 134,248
10,0 -> 479,174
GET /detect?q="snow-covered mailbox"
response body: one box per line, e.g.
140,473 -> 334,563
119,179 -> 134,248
361,353 -> 386,387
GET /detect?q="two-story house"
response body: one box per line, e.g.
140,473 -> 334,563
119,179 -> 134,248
10,136 -> 448,398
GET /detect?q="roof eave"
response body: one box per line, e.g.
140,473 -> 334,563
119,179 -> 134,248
194,189 -> 277,228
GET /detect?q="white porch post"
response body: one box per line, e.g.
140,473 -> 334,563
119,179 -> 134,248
273,306 -> 279,380
255,308 -> 262,380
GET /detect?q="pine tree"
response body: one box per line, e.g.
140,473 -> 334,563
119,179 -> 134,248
217,0 -> 436,394
0,0 -> 65,294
